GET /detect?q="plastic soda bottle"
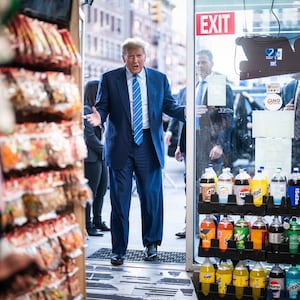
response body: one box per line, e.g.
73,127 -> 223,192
286,264 -> 300,300
251,216 -> 268,250
250,261 -> 267,300
208,163 -> 218,183
216,260 -> 232,297
287,167 -> 300,207
200,214 -> 216,250
217,214 -> 233,251
233,260 -> 249,299
217,168 -> 233,204
286,216 -> 300,254
200,168 -> 216,202
199,257 -> 215,296
234,214 -> 250,250
251,169 -> 268,206
268,216 -> 284,253
270,168 -> 287,206
268,264 -> 285,299
234,168 -> 250,205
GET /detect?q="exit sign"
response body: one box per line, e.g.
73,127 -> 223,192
195,12 -> 235,35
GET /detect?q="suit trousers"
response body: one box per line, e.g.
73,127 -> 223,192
109,129 -> 163,256
84,158 -> 108,228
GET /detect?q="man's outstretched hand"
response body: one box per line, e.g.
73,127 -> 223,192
86,106 -> 101,126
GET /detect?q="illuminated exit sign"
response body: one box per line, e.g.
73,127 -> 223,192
195,12 -> 235,35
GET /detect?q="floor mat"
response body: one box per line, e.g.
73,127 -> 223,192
88,248 -> 186,263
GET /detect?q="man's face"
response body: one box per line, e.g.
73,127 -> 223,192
122,47 -> 146,74
196,54 -> 213,80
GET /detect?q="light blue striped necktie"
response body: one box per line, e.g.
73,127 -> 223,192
132,74 -> 143,145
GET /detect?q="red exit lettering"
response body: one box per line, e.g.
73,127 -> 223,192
196,12 -> 235,35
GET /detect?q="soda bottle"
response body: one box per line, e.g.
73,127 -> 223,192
268,216 -> 284,253
287,167 -> 300,207
207,163 -> 218,183
268,263 -> 285,299
286,264 -> 300,300
251,169 -> 268,207
259,165 -> 269,190
217,168 -> 233,204
234,168 -> 250,205
234,214 -> 250,250
251,216 -> 268,250
233,260 -> 249,299
250,261 -> 267,300
199,257 -> 215,296
217,214 -> 233,251
270,168 -> 287,206
286,217 -> 300,254
216,259 -> 232,297
200,214 -> 216,250
200,168 -> 216,202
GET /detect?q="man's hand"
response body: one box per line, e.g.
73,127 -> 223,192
86,106 -> 101,126
164,131 -> 172,145
174,146 -> 184,162
283,98 -> 295,111
209,145 -> 223,160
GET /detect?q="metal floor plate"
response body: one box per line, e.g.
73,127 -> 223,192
85,259 -> 197,300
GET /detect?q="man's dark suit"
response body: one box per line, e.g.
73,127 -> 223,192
95,66 -> 185,256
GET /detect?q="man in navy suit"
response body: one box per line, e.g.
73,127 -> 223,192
86,37 -> 185,266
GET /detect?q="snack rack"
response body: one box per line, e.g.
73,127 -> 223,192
0,0 -> 89,299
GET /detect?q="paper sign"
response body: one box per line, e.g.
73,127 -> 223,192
207,75 -> 226,106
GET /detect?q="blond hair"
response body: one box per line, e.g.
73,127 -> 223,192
122,38 -> 147,55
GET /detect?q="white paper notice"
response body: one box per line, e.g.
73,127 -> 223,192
252,110 -> 294,138
207,75 -> 226,106
255,137 -> 291,179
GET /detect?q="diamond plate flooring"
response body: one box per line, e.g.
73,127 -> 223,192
86,259 -> 197,300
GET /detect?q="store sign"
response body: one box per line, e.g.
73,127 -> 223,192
195,12 -> 235,35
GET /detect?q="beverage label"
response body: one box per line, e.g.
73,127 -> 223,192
234,185 -> 249,205
200,271 -> 215,283
218,228 -> 233,250
269,278 -> 285,299
200,183 -> 215,202
216,272 -> 232,294
251,228 -> 267,250
286,279 -> 300,299
234,227 -> 249,250
201,227 -> 216,249
250,274 -> 266,288
233,274 -> 249,287
287,186 -> 300,207
288,234 -> 300,254
268,232 -> 284,244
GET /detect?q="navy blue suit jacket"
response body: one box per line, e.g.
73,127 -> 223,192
95,66 -> 185,169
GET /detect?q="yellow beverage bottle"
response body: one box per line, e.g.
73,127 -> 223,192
250,261 -> 267,300
233,260 -> 249,299
216,260 -> 232,297
251,169 -> 268,206
199,257 -> 215,296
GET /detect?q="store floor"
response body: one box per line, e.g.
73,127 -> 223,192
85,156 -> 198,299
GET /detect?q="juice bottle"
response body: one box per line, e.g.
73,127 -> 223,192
199,257 -> 215,296
233,260 -> 249,299
200,168 -> 216,202
268,263 -> 285,299
200,214 -> 216,250
251,169 -> 268,206
251,216 -> 268,250
250,261 -> 267,300
217,214 -> 233,251
234,168 -> 250,205
216,259 -> 232,297
234,214 -> 250,250
217,168 -> 233,204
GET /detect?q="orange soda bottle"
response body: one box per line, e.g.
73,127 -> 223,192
200,214 -> 216,250
251,216 -> 268,250
217,214 -> 233,251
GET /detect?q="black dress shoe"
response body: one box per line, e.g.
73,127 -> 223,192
94,222 -> 110,231
111,254 -> 125,266
144,243 -> 157,261
175,230 -> 186,238
87,228 -> 103,236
